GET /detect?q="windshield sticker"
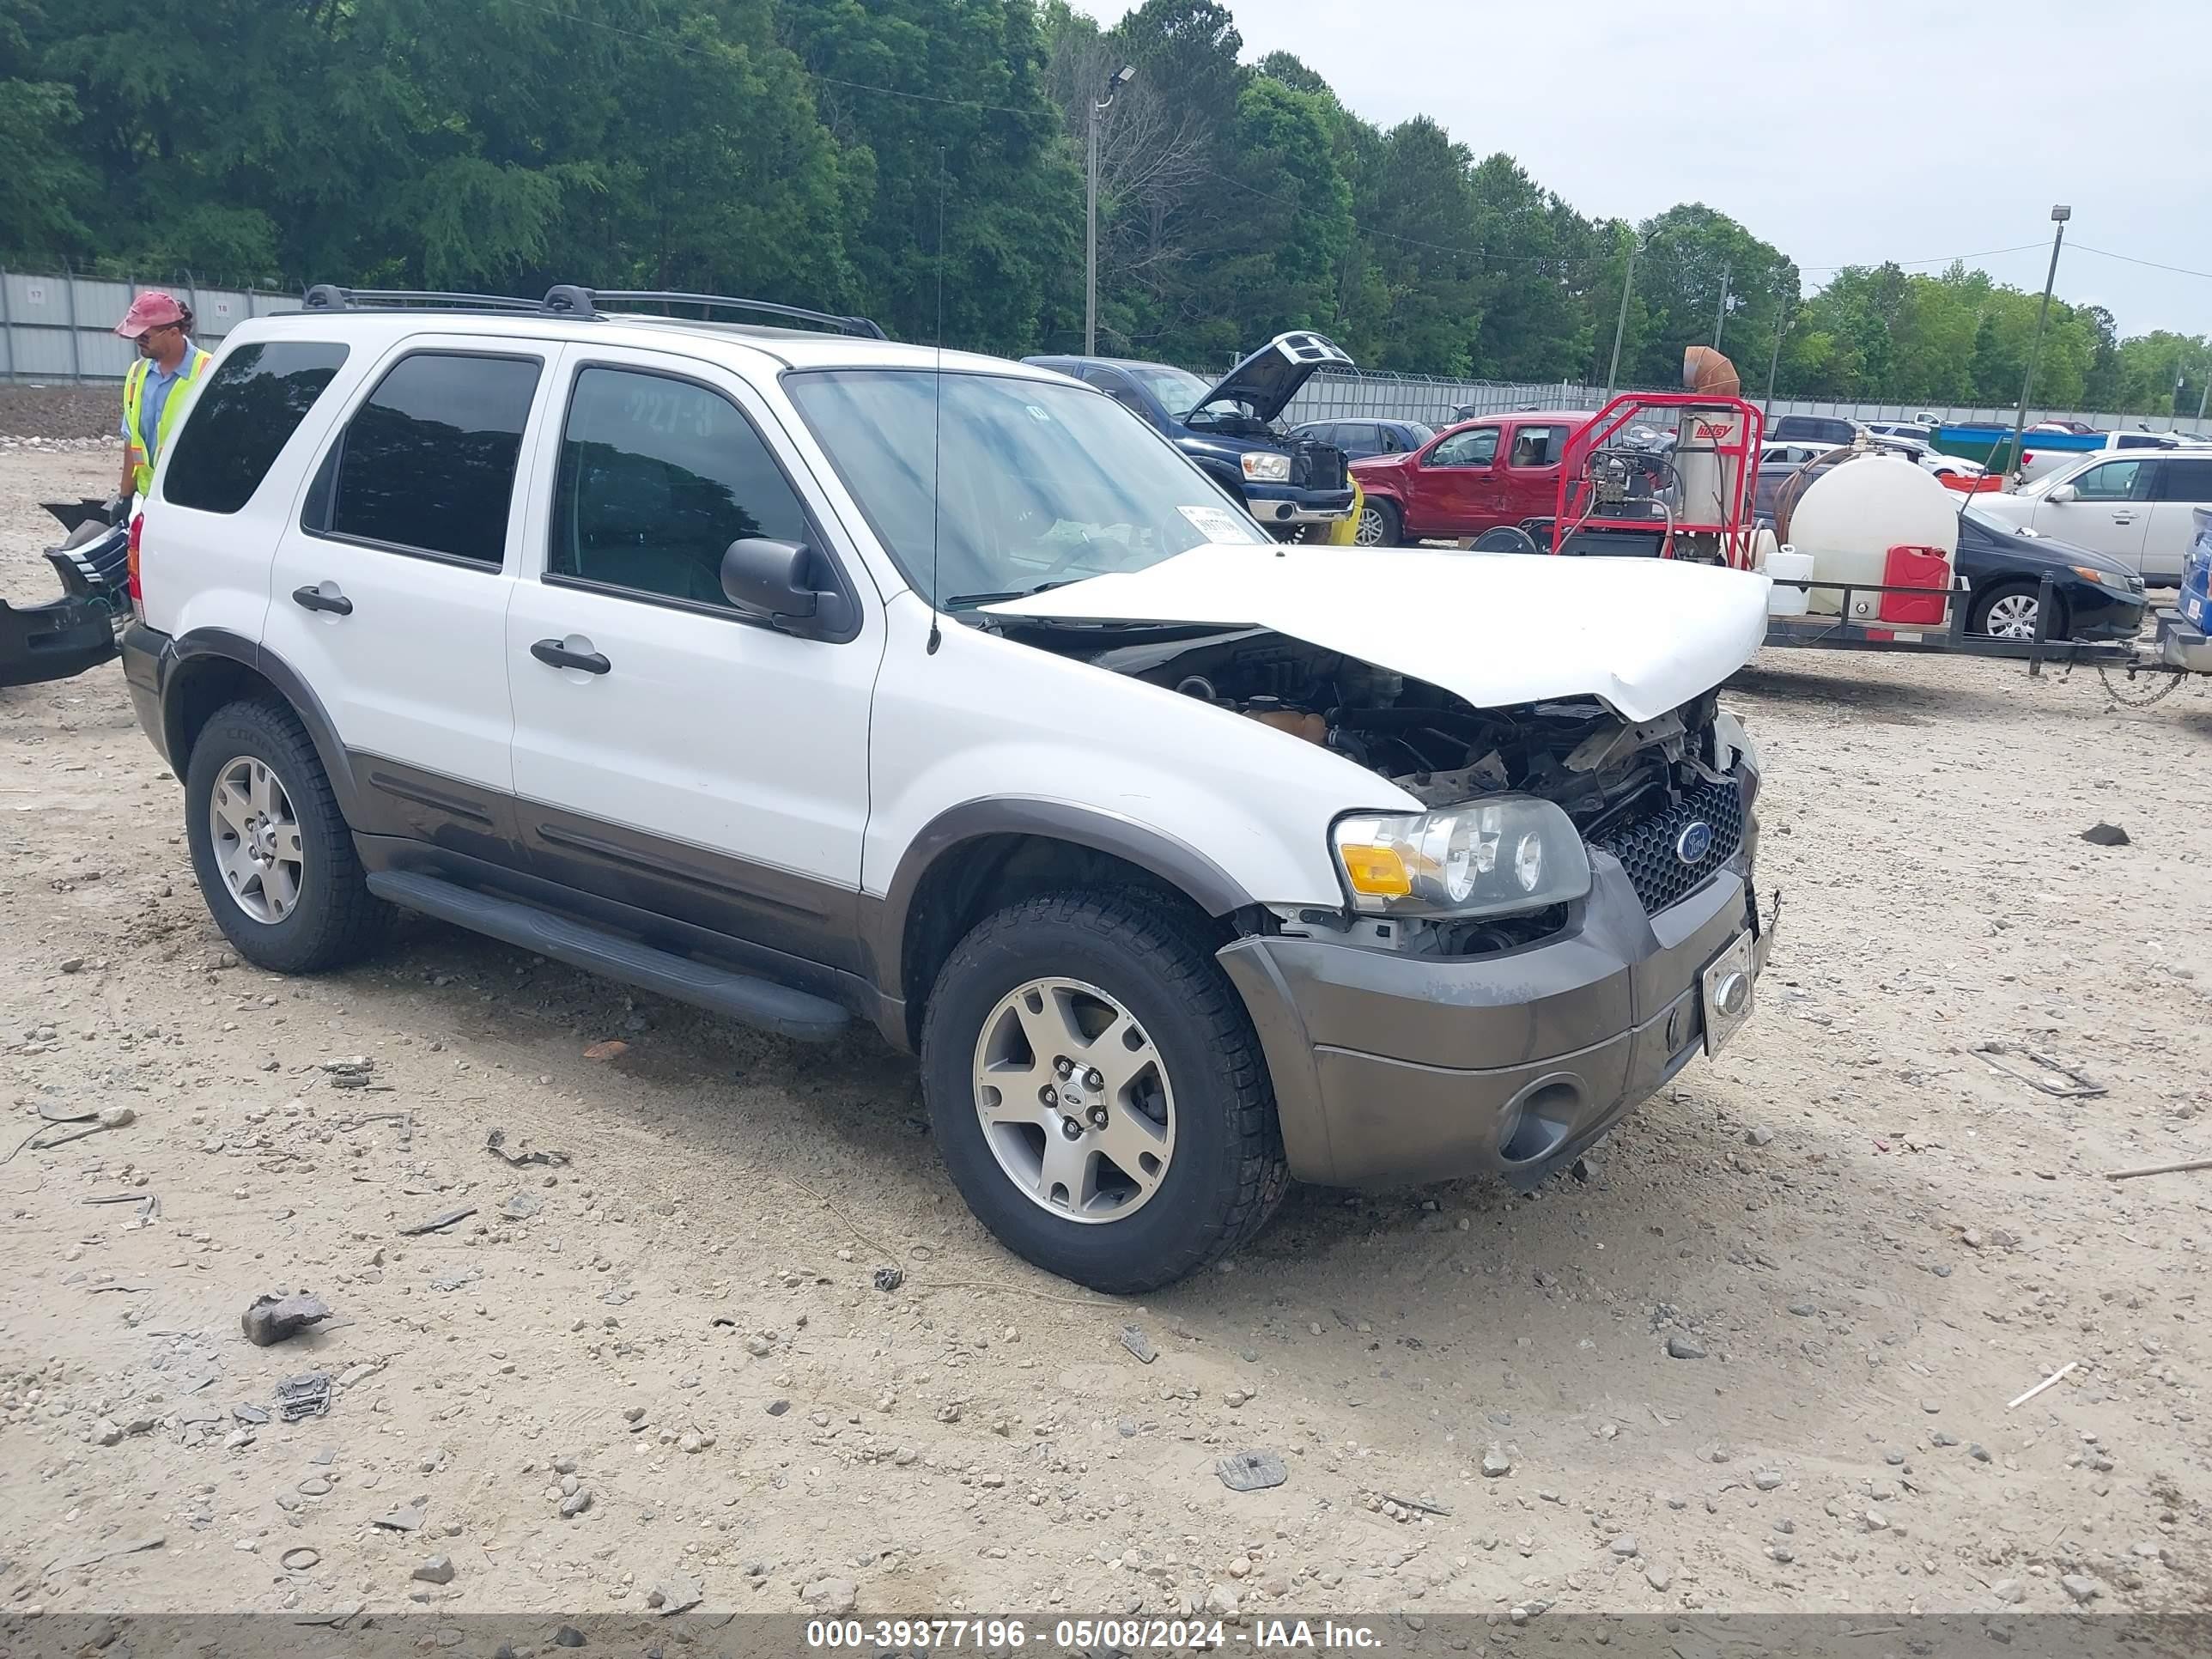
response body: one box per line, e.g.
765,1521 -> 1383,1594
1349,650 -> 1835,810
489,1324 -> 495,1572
1178,504 -> 1257,544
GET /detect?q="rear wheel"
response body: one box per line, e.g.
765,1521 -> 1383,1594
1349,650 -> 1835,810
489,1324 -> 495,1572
1355,498 -> 1400,547
1972,580 -> 2068,642
920,890 -> 1288,1293
185,699 -> 392,974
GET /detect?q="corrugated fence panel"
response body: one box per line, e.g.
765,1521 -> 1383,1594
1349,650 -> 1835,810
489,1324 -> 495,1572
1,269 -> 298,383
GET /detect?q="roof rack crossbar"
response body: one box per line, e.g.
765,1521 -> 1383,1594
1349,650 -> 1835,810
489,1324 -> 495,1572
581,289 -> 887,340
301,284 -> 545,314
295,283 -> 888,340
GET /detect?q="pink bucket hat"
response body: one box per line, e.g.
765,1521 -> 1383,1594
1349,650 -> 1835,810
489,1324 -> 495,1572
115,290 -> 188,338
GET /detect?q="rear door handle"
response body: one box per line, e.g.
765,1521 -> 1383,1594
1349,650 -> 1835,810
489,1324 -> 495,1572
292,584 -> 352,616
531,637 -> 611,675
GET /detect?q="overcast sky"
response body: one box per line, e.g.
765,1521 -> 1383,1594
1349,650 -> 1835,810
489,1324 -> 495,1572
1073,1 -> 2212,340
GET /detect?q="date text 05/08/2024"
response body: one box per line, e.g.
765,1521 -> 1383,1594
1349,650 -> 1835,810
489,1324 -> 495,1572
804,1618 -> 1385,1649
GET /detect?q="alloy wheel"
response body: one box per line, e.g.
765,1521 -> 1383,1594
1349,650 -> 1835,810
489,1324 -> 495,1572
207,755 -> 306,924
970,976 -> 1176,1223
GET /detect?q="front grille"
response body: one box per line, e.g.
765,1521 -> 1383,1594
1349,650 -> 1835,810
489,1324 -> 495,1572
1589,773 -> 1744,915
1290,440 -> 1346,492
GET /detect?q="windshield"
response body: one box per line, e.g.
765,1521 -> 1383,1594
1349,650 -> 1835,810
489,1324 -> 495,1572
1121,363 -> 1212,416
786,368 -> 1265,609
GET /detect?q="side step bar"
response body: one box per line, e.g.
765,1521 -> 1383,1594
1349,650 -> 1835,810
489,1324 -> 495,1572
366,871 -> 850,1043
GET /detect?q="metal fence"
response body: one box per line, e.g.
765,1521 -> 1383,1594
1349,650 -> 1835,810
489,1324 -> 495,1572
0,270 -> 299,383
1274,369 -> 2202,436
3,264 -> 2197,436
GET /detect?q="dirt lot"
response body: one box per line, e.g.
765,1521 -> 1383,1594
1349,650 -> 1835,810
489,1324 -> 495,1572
3,445 -> 2210,1626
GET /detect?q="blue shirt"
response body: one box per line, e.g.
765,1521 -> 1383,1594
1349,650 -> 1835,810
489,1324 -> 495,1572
119,338 -> 200,465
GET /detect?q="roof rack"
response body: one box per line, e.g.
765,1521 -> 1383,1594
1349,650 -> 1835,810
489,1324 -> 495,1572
301,285 -> 544,314
554,287 -> 887,340
299,283 -> 886,339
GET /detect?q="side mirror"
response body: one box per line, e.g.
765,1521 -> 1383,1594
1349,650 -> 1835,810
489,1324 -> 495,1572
2046,483 -> 2078,504
720,538 -> 854,639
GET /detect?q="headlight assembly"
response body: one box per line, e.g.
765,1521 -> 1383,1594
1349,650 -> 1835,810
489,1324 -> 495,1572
1241,452 -> 1291,483
1332,797 -> 1591,918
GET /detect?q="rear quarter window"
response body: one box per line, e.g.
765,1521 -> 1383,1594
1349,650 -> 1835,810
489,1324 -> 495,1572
161,342 -> 351,514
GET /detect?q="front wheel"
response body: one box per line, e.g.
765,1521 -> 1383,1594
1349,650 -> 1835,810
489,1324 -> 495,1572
1354,498 -> 1401,547
919,890 -> 1288,1293
1972,580 -> 2067,642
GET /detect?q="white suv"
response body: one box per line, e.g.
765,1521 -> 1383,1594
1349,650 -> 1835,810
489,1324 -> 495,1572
1978,447 -> 2212,586
121,285 -> 1773,1292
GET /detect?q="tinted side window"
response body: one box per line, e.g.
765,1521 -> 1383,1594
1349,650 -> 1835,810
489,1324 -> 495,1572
2071,460 -> 2142,501
327,353 -> 541,564
163,342 -> 350,514
550,367 -> 811,611
2155,458 -> 2212,501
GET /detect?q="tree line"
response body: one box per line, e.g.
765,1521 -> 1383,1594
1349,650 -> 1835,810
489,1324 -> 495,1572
4,0 -> 2203,416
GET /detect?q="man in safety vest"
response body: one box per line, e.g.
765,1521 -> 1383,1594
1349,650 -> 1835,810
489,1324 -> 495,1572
113,290 -> 211,501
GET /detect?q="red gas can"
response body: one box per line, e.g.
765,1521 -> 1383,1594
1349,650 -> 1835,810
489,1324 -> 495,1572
1878,544 -> 1950,626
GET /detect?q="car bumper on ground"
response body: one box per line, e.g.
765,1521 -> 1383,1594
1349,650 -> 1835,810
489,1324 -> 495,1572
1219,830 -> 1765,1190
1243,485 -> 1355,527
0,592 -> 117,689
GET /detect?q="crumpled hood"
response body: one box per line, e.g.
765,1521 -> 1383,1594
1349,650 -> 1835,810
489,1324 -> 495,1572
986,545 -> 1771,722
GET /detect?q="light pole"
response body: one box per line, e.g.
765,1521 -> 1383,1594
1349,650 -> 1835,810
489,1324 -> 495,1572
1712,261 -> 1731,351
1085,63 -> 1135,356
2005,205 -> 2070,477
1602,230 -> 1648,404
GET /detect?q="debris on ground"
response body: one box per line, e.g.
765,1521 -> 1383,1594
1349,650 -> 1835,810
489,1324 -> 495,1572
373,1505 -> 426,1533
277,1372 -> 333,1421
412,1555 -> 456,1585
2079,822 -> 2130,847
1970,1041 -> 2106,1099
872,1266 -> 902,1292
1215,1450 -> 1287,1492
398,1205 -> 477,1236
582,1039 -> 629,1060
240,1291 -> 332,1347
649,1575 -> 704,1615
484,1127 -> 568,1168
1119,1324 -> 1158,1364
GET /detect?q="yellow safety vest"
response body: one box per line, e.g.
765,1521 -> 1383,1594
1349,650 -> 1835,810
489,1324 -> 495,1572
122,347 -> 213,495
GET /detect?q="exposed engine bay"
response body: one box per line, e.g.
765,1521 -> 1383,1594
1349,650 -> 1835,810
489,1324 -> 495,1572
1053,625 -> 1732,840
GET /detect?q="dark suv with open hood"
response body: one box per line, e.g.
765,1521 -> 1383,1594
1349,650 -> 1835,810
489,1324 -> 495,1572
1024,332 -> 1355,538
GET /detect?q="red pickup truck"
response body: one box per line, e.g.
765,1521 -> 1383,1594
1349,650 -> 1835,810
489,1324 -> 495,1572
1349,410 -> 1594,546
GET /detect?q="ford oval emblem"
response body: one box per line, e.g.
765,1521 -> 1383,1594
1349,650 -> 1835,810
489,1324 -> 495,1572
1675,821 -> 1714,865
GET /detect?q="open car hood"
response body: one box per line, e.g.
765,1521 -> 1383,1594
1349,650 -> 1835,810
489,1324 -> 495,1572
986,546 -> 1771,722
1194,331 -> 1353,423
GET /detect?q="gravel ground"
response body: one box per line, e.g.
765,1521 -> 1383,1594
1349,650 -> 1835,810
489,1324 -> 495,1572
3,446 -> 2210,1626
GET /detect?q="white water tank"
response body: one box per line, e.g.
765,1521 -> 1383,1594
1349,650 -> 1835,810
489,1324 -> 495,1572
1788,458 -> 1960,618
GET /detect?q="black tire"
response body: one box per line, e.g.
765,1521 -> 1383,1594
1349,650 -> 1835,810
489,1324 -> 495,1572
919,890 -> 1289,1294
1357,497 -> 1401,547
1471,526 -> 1541,555
1970,580 -> 2068,642
184,698 -> 392,974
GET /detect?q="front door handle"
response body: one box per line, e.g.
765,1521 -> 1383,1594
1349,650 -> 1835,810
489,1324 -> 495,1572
531,637 -> 611,675
2112,512 -> 2136,524
292,584 -> 353,616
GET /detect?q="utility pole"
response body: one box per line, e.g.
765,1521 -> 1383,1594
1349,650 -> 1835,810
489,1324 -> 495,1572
1712,262 -> 1731,351
1085,64 -> 1135,356
2197,364 -> 2209,423
1764,304 -> 1790,413
1602,233 -> 1642,404
2006,205 -> 2070,477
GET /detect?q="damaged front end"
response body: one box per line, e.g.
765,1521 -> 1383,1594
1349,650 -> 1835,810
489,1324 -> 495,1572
1049,623 -> 1759,955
